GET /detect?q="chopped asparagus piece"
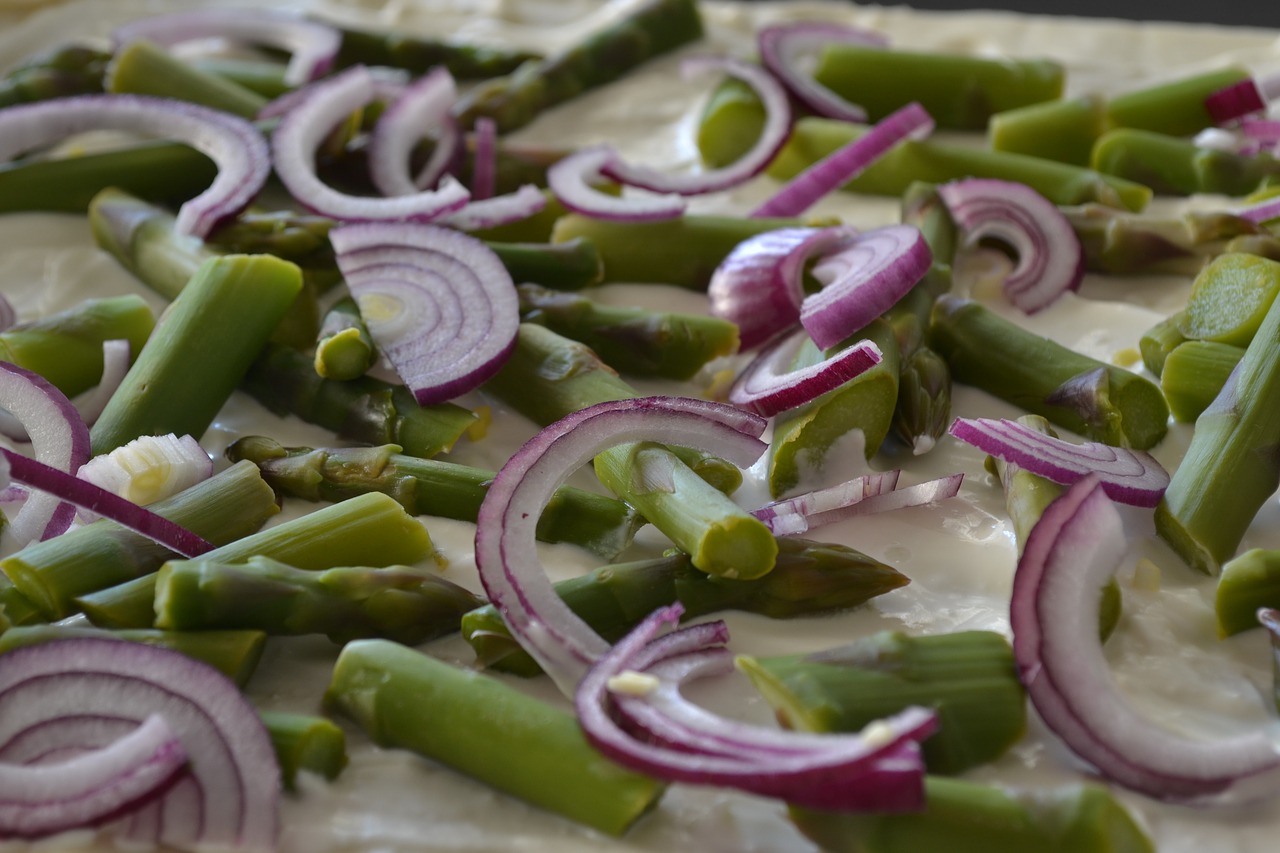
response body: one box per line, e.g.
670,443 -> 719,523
463,538 -> 908,676
491,238 -> 604,290
106,39 -> 268,118
260,711 -> 348,790
1161,340 -> 1243,422
225,437 -> 644,561
1138,312 -> 1188,378
1091,128 -> 1280,197
331,24 -> 541,79
1215,549 -> 1280,636
326,639 -> 665,835
927,295 -> 1169,449
1177,253 -> 1280,347
0,43 -> 109,108
0,295 -> 154,399
813,45 -> 1063,130
314,297 -> 377,381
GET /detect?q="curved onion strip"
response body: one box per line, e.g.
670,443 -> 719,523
948,416 -> 1169,507
728,327 -> 882,417
757,21 -> 888,123
547,144 -> 686,222
471,116 -> 498,200
575,604 -> 934,811
1205,73 -> 1280,125
800,224 -> 932,349
1011,475 -> 1280,803
707,226 -> 858,351
937,178 -> 1084,314
752,470 -> 900,532
368,66 -> 460,197
71,339 -> 131,427
0,638 -> 280,849
112,8 -> 341,86
756,473 -> 962,536
0,293 -> 14,331
271,66 -> 470,222
436,184 -> 547,231
0,448 -> 213,557
77,433 -> 212,508
257,66 -> 409,122
330,222 -> 519,404
0,94 -> 267,238
600,55 -> 791,195
1239,194 -> 1280,225
0,361 -> 90,544
473,396 -> 768,692
751,102 -> 934,218
0,714 -> 185,839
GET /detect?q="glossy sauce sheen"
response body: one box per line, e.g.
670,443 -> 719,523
2,1 -> 1280,850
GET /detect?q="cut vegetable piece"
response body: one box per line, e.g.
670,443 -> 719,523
1176,253 -> 1280,347
757,20 -> 888,123
729,328 -> 882,417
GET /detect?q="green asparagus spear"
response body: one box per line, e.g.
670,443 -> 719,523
1155,259 -> 1280,574
789,777 -> 1154,853
893,347 -> 952,456
0,626 -> 266,688
927,294 -> 1169,449
1092,128 -> 1280,197
517,283 -> 739,380
1214,549 -> 1280,636
89,254 -> 303,455
550,212 -> 813,290
75,491 -> 435,629
453,0 -> 703,133
1138,312 -> 1187,377
314,297 -> 377,381
1177,253 -> 1280,347
1160,340 -> 1243,422
0,295 -> 154,398
0,461 -> 277,620
0,44 -> 109,107
489,238 -> 604,290
486,324 -> 775,578
259,711 -> 348,790
331,24 -> 541,79
225,437 -> 644,560
767,118 -> 1152,212
770,320 -> 901,497
155,556 -> 480,645
463,537 -> 908,676
739,630 -> 1025,774
813,45 -> 1063,130
106,39 -> 268,118
0,578 -> 42,628
188,57 -> 295,99
1064,204 -> 1273,276
326,639 -> 665,835
242,342 -> 477,459
695,77 -> 764,169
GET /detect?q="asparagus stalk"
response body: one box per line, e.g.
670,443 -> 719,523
767,117 -> 1152,212
189,57 -> 295,99
789,776 -> 1153,853
1160,340 -> 1243,423
813,45 -> 1063,130
453,0 -> 703,133
242,342 -> 478,460
75,492 -> 436,629
1178,253 -> 1280,348
517,283 -> 739,380
89,254 -> 303,455
106,39 -> 268,118
0,43 -> 109,108
0,626 -> 267,688
326,639 -> 665,835
225,436 -> 644,560
314,297 -> 377,381
486,324 -> 775,578
1138,312 -> 1187,377
0,578 -> 42,629
490,238 -> 604,290
0,295 -> 154,398
770,319 -> 901,497
0,461 -> 278,620
927,294 -> 1169,449
155,556 -> 481,645
463,537 -> 908,676
259,711 -> 348,790
550,213 -> 814,290
1155,258 -> 1280,574
331,24 -> 541,79
1092,128 -> 1280,197
1214,549 -> 1280,637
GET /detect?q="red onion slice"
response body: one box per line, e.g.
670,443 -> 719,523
112,8 -> 341,86
1011,475 -> 1280,803
436,184 -> 547,231
271,66 -> 470,222
547,145 -> 686,222
71,338 -> 131,428
368,66 -> 460,197
728,326 -> 882,417
752,470 -> 900,533
757,21 -> 888,123
0,95 -> 268,238
937,178 -> 1084,314
0,714 -> 186,839
751,102 -> 934,218
800,224 -> 932,349
0,638 -> 280,850
471,116 -> 498,200
707,226 -> 858,351
755,473 -> 962,536
600,55 -> 792,195
473,396 -> 768,692
1205,73 -> 1280,125
948,416 -> 1169,507
0,361 -> 90,544
330,222 -> 520,405
1238,194 -> 1280,225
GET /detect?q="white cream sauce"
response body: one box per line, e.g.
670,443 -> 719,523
2,1 -> 1280,850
